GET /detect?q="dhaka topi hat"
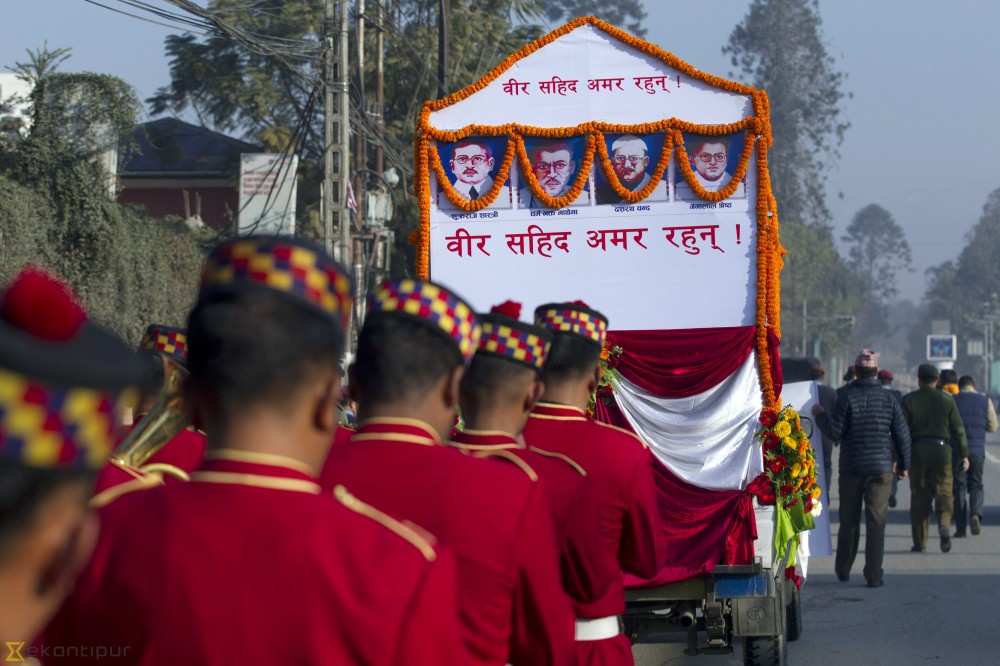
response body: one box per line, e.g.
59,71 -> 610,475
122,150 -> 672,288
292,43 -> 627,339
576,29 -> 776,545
367,279 -> 481,363
534,300 -> 608,348
0,267 -> 145,470
477,301 -> 553,371
199,235 -> 354,330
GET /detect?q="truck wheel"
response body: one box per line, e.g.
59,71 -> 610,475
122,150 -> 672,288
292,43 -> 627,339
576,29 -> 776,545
785,583 -> 803,642
743,634 -> 786,666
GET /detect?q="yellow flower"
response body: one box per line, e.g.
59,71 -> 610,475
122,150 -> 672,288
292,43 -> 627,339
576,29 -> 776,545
783,436 -> 797,450
790,463 -> 802,478
600,348 -> 610,361
774,421 -> 791,438
811,486 -> 822,500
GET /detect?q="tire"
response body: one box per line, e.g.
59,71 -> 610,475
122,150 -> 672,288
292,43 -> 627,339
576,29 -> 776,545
785,582 -> 803,642
743,634 -> 786,666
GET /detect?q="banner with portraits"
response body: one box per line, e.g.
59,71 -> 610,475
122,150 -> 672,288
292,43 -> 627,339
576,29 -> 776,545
415,17 -> 790,578
416,18 -> 780,335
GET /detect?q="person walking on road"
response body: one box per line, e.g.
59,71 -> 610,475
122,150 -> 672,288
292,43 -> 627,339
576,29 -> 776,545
902,364 -> 969,553
952,375 -> 997,537
814,348 -> 911,588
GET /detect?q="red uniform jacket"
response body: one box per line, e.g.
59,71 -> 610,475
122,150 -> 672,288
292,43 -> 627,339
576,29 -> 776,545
450,430 -> 615,618
523,402 -> 667,616
321,419 -> 576,666
92,428 -> 207,502
45,451 -> 466,665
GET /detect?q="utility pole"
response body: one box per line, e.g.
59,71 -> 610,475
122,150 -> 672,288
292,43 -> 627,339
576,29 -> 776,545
437,0 -> 449,98
323,0 -> 352,268
375,0 -> 385,175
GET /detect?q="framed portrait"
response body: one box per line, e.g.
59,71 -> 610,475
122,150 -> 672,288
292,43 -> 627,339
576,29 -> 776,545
435,136 -> 512,210
518,135 -> 590,208
674,131 -> 748,201
594,132 -> 669,205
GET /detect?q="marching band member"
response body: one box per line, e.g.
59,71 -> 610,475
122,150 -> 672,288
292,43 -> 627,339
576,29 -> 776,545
91,325 -> 206,504
524,301 -> 667,665
44,237 -> 466,665
452,300 -> 618,663
320,279 -> 575,665
0,267 -> 144,645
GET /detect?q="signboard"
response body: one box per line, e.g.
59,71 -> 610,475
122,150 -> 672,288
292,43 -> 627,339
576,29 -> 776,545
238,153 -> 299,236
927,334 -> 957,361
415,19 -> 778,333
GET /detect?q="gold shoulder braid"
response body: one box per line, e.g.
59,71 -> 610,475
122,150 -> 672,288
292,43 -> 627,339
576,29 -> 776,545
528,447 -> 587,476
333,485 -> 438,561
473,450 -> 539,482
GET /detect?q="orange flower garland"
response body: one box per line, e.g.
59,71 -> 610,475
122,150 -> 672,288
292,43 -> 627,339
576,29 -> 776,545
514,133 -> 596,209
412,16 -> 783,409
594,130 -> 673,204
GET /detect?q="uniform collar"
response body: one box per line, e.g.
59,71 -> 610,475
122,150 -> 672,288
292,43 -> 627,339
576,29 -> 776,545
353,417 -> 444,447
192,449 -> 321,494
531,401 -> 588,421
450,429 -> 521,450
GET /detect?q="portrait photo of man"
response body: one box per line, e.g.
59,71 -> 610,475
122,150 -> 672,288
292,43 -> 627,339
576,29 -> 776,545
519,138 -> 589,208
435,137 -> 511,210
675,133 -> 747,200
595,133 -> 668,205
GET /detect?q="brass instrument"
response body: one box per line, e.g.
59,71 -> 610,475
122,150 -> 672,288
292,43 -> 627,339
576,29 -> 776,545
110,354 -> 193,481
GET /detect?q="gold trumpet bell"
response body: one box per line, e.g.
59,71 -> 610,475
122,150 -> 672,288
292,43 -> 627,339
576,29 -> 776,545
110,354 -> 193,480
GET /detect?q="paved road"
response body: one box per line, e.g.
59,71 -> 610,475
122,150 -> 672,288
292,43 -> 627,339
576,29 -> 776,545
633,431 -> 1000,665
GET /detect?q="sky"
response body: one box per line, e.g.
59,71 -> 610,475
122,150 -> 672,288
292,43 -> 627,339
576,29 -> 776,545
2,1 -> 999,304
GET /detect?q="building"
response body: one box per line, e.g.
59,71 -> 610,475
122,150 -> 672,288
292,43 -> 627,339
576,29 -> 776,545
118,118 -> 259,231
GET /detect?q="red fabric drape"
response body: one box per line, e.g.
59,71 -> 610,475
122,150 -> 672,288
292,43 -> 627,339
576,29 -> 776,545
611,326 -> 756,398
624,457 -> 757,588
594,326 -> 784,586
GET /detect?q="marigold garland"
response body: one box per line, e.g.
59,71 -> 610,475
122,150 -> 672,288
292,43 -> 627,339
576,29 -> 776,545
412,16 -> 784,408
429,138 -> 517,211
594,130 -> 673,204
514,133 -> 596,209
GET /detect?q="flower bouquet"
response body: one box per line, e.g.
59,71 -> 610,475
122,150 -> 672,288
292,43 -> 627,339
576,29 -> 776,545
756,405 -> 822,518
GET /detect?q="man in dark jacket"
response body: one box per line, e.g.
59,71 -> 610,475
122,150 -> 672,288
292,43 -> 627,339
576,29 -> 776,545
902,364 -> 968,554
815,348 -> 911,588
952,375 -> 997,537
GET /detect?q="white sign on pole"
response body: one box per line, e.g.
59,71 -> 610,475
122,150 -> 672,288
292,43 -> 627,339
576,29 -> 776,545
239,153 -> 298,236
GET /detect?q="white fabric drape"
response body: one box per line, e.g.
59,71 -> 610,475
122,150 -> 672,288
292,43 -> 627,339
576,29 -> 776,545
611,353 -> 764,491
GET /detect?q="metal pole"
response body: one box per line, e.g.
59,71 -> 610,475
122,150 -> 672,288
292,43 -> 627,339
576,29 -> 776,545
355,0 -> 366,231
322,0 -> 336,255
375,0 -> 384,176
802,299 -> 807,356
437,0 -> 450,98
337,0 -> 351,267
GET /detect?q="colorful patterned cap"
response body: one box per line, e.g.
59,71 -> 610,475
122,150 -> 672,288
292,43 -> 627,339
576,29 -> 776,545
199,236 -> 354,330
534,301 -> 609,348
140,324 -> 188,367
0,267 -> 144,470
477,303 -> 553,371
367,279 -> 481,362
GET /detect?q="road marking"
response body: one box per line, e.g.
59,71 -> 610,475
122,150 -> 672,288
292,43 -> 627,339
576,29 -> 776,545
986,451 -> 1000,465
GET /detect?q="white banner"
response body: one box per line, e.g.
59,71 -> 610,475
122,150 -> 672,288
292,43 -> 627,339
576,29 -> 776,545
426,25 -> 758,331
239,153 -> 298,236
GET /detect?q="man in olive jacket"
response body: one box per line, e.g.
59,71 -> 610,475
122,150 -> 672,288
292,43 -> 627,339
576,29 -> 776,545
902,363 -> 969,553
815,348 -> 911,588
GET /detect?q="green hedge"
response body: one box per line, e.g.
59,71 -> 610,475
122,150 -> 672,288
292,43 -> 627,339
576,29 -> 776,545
0,175 -> 211,345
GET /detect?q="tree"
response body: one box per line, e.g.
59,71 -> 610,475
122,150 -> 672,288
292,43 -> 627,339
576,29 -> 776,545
0,46 -> 210,342
723,0 -> 849,229
540,0 -> 647,37
912,187 -> 1000,381
843,204 -> 912,306
148,0 -> 548,259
